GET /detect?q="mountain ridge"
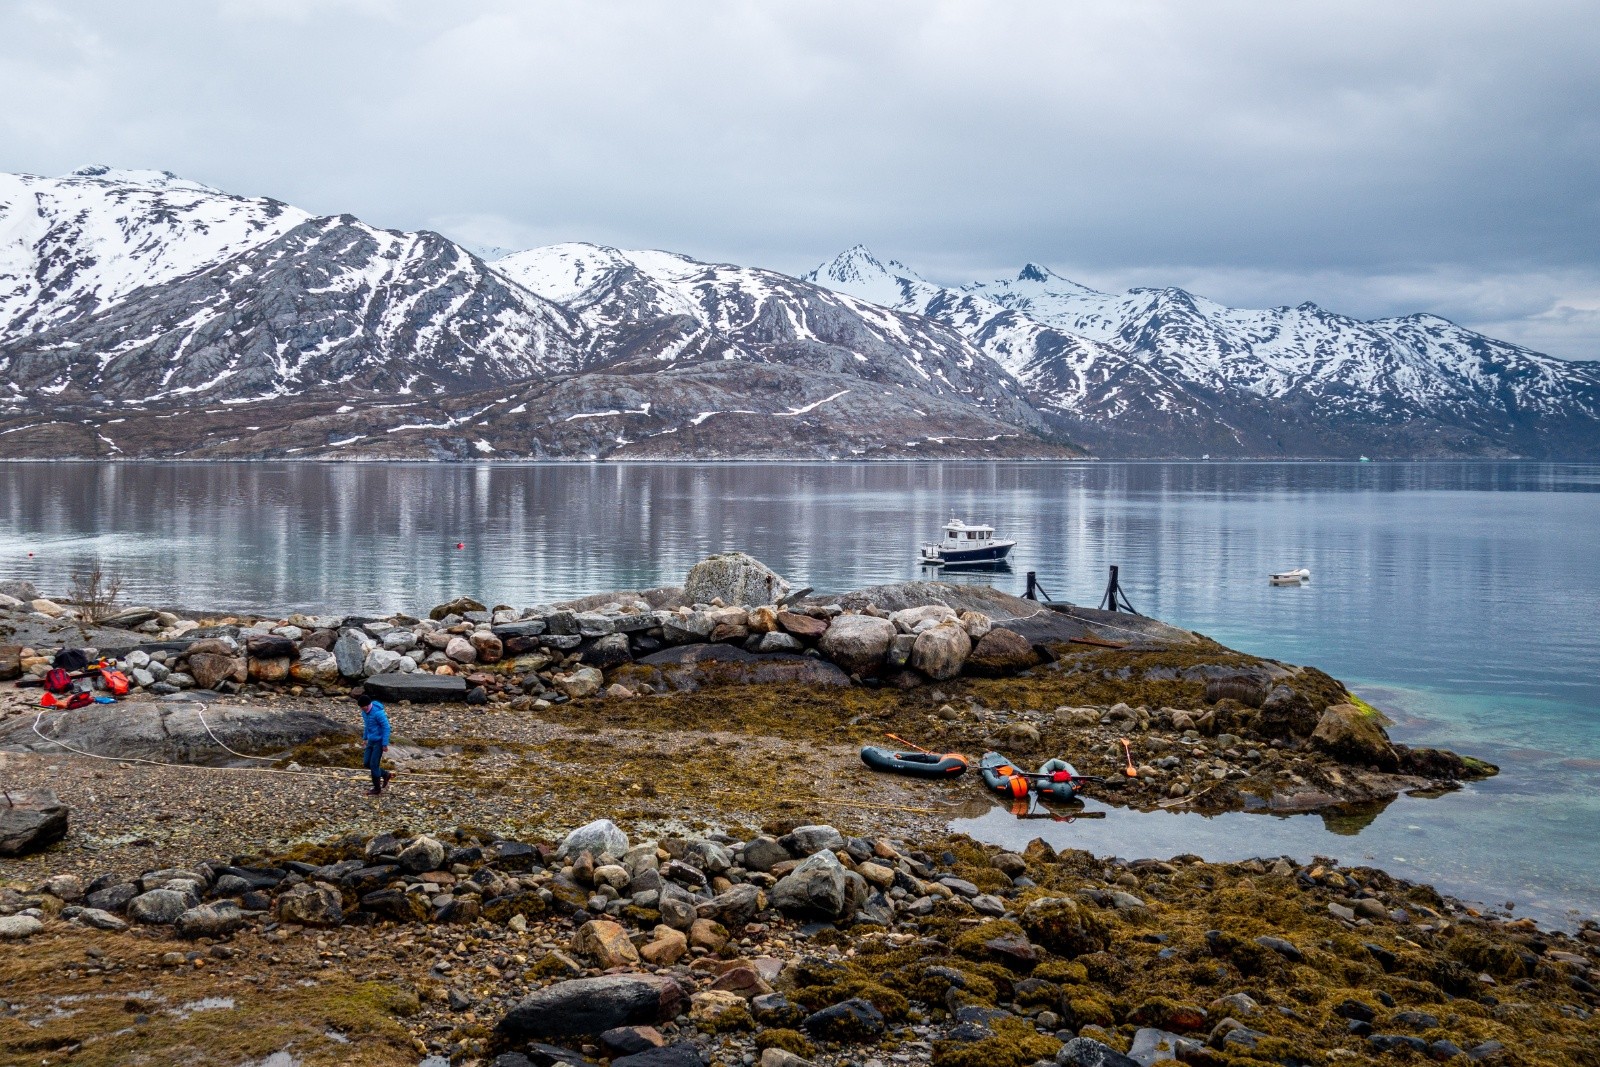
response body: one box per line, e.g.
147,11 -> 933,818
805,245 -> 1600,457
2,167 -> 1597,459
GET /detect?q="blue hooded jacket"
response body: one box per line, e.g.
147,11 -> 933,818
362,701 -> 390,745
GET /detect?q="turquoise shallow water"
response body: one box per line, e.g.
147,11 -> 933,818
1,460 -> 1596,926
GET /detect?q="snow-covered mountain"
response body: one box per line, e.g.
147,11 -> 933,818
493,242 -> 1042,431
0,170 -> 1062,459
0,167 -> 586,408
2,167 -> 1595,459
808,246 -> 1600,457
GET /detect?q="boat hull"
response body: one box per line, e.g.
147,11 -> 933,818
924,541 -> 1016,566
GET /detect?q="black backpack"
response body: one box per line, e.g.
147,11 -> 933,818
53,648 -> 91,673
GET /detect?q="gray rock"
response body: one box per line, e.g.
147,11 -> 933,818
779,825 -> 845,856
382,629 -> 418,653
661,611 -> 715,644
363,647 -> 403,676
127,888 -> 194,925
1129,1028 -> 1198,1066
0,704 -> 351,762
659,897 -> 697,930
176,901 -> 246,938
559,819 -> 628,861
73,907 -> 128,931
740,836 -> 792,872
817,614 -> 896,675
582,633 -> 633,668
1058,1037 -> 1139,1067
0,914 -> 44,939
333,630 -> 373,677
85,882 -> 138,912
698,884 -> 764,927
496,975 -> 689,1040
771,850 -> 851,920
573,612 -> 617,637
399,835 -> 447,873
1253,935 -> 1302,962
0,789 -> 69,856
971,894 -> 1007,916
684,552 -> 791,607
275,882 -> 344,927
753,631 -> 803,654
361,672 -> 467,704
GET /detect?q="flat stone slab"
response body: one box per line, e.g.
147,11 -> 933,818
362,673 -> 469,704
0,703 -> 351,763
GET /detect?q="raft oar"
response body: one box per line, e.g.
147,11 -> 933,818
885,733 -> 936,755
1120,738 -> 1138,778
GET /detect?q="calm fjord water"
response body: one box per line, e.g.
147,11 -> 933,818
2,461 -> 1597,926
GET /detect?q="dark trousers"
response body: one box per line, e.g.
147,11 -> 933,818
363,741 -> 385,788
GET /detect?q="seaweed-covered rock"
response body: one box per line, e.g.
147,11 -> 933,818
801,998 -> 884,1041
1020,896 -> 1108,958
964,627 -> 1039,677
1311,704 -> 1398,771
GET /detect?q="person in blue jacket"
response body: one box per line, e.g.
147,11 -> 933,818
360,697 -> 394,795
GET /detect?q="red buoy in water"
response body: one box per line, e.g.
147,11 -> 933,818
455,542 -> 465,550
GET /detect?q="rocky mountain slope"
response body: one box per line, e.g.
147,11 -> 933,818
0,170 -> 1064,459
808,247 -> 1600,457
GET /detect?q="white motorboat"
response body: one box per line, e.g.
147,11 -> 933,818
919,518 -> 1016,566
1269,568 -> 1311,585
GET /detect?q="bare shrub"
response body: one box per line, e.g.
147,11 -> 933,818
68,560 -> 124,623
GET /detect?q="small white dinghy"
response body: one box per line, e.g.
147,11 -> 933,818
1269,568 -> 1311,585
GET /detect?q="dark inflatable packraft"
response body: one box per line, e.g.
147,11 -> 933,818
1033,757 -> 1084,801
860,746 -> 969,778
981,752 -> 1086,801
980,752 -> 1033,798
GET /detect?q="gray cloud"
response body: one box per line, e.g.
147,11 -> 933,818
3,0 -> 1596,356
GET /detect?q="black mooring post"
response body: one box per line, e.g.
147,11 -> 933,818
1098,565 -> 1141,615
1025,571 -> 1037,601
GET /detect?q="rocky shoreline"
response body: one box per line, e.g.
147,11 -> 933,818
4,555 -> 1595,1066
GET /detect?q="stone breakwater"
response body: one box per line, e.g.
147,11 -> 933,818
2,553 -> 1056,703
2,816 -> 1597,1066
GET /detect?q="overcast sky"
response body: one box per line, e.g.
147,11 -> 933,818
4,1 -> 1597,358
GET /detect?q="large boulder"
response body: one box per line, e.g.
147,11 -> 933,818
770,850 -> 851,920
187,653 -> 245,690
559,819 -> 628,861
497,975 -> 688,1040
889,605 -> 957,634
1311,704 -> 1399,772
333,631 -> 373,678
275,882 -> 344,927
127,888 -> 195,925
965,626 -> 1039,677
554,666 -> 604,698
0,789 -> 68,856
289,647 -> 341,686
909,620 -> 972,681
684,553 -> 791,607
430,596 -> 486,621
362,673 -> 468,704
817,615 -> 895,676
176,901 -> 246,939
